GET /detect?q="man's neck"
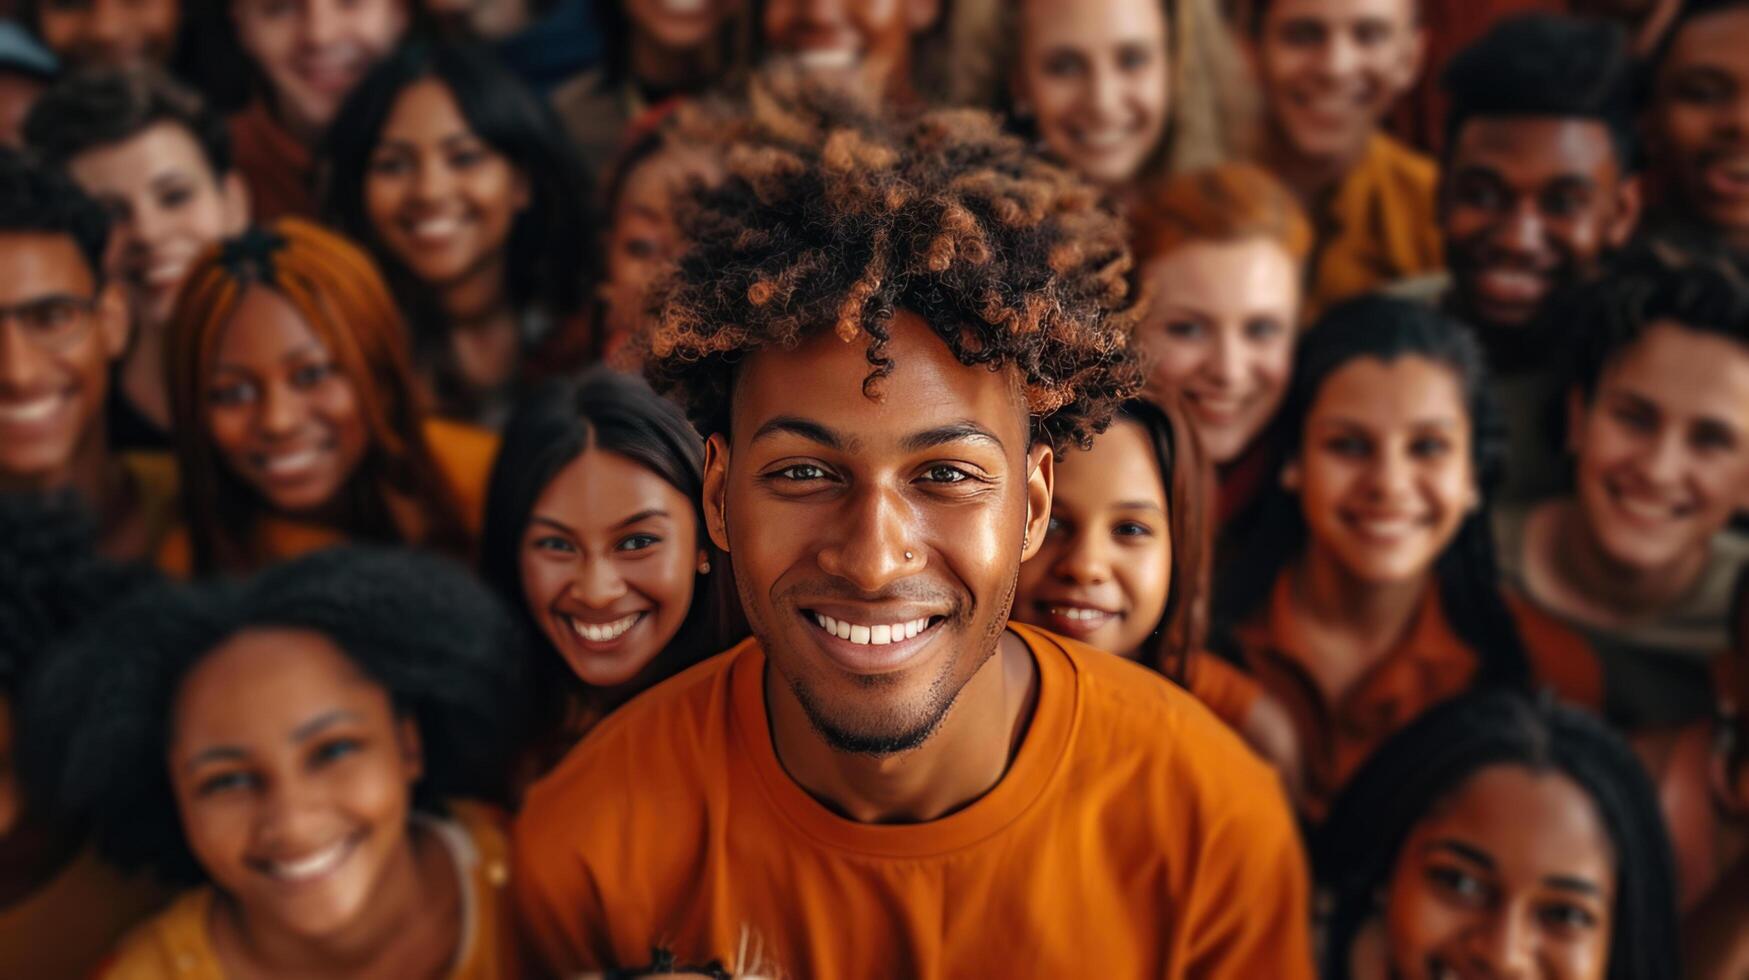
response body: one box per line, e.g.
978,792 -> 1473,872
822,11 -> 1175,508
1261,123 -> 1374,206
765,629 -> 1039,824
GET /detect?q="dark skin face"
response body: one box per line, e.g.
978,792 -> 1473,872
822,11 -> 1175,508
703,310 -> 1052,819
1443,117 -> 1641,331
1649,6 -> 1749,250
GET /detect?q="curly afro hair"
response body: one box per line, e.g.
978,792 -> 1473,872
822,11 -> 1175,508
0,491 -> 156,694
19,546 -> 528,886
638,79 -> 1144,453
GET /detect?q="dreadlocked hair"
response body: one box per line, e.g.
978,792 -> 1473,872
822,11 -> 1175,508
638,77 -> 1144,453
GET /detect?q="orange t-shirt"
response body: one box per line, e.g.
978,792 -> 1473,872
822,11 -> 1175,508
514,624 -> 1314,980
1230,572 -> 1604,820
155,418 -> 499,577
1305,132 -> 1443,319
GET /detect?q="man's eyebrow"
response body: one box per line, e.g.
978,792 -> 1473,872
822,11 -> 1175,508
901,421 -> 1005,454
751,416 -> 847,450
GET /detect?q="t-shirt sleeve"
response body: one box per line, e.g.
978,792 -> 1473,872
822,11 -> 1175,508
1183,652 -> 1262,731
1176,771 -> 1316,980
511,802 -> 609,978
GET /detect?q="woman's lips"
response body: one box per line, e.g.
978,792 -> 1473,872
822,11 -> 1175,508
1032,601 -> 1119,640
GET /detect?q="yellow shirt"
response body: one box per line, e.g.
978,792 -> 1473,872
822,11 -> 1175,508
515,624 -> 1315,979
95,802 -> 516,980
1306,132 -> 1443,319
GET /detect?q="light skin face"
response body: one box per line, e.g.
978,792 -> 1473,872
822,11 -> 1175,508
1384,765 -> 1616,980
37,0 -> 180,70
365,78 -> 528,304
1139,238 -> 1301,463
170,629 -> 426,947
1013,0 -> 1171,187
231,0 -> 409,141
704,309 -> 1052,757
1254,0 -> 1425,168
1443,118 -> 1640,331
1288,356 -> 1477,585
761,0 -> 939,101
0,233 -> 129,489
67,123 -> 250,332
520,449 -> 705,689
1014,418 -> 1170,657
1569,322 -> 1749,578
1651,6 -> 1749,248
204,286 -> 372,516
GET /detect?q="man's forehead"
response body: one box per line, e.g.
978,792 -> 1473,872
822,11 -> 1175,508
1453,116 -> 1617,170
0,233 -> 94,300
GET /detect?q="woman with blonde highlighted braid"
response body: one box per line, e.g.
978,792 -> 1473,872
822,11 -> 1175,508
156,218 -> 498,577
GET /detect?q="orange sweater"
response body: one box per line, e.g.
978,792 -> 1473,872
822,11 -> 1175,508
1305,132 -> 1443,319
514,624 -> 1314,979
156,418 -> 498,577
1230,572 -> 1604,820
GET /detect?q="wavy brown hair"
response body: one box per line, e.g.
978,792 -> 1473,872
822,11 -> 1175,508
638,80 -> 1145,453
166,218 -> 472,574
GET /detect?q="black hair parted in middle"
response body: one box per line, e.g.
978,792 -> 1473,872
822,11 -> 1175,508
1209,295 -> 1531,689
1442,13 -> 1639,171
323,39 -> 591,325
18,546 -> 527,886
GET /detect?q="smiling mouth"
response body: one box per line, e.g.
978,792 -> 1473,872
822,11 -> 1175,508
1607,483 -> 1692,524
566,612 -> 645,644
253,444 -> 330,481
0,393 -> 67,426
254,831 -> 362,884
810,612 -> 939,646
1343,513 -> 1431,542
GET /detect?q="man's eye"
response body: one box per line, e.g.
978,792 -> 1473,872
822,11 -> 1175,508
776,464 -> 828,481
922,465 -> 969,484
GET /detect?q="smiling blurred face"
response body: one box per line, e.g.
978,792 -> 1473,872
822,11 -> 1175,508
169,628 -> 422,941
1443,118 -> 1638,331
1384,765 -> 1616,980
519,449 -> 703,689
1570,322 -> 1749,576
0,233 -> 128,488
37,0 -> 181,70
1139,238 -> 1301,463
204,285 -> 371,515
602,147 -> 720,347
709,310 -> 1051,754
1015,0 -> 1170,187
1256,0 -> 1424,165
232,0 -> 409,138
365,78 -> 528,303
67,123 -> 249,332
625,0 -> 739,51
1651,7 -> 1749,247
1294,355 -> 1476,584
761,0 -> 938,100
1015,418 -> 1170,656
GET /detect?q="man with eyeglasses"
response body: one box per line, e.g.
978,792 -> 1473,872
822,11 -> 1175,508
0,148 -> 175,561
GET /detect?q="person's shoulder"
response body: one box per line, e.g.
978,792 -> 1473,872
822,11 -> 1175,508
1503,591 -> 1605,708
96,888 -> 217,980
423,418 -> 500,477
1370,131 -> 1438,187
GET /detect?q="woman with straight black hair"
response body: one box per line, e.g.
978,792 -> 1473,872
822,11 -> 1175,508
1318,689 -> 1680,980
1207,296 -> 1604,819
482,368 -> 741,776
324,39 -> 590,428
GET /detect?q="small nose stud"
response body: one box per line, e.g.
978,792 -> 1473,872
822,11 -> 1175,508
904,551 -> 914,561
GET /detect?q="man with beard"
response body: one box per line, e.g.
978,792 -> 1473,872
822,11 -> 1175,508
1394,13 -> 1641,503
513,86 -> 1312,979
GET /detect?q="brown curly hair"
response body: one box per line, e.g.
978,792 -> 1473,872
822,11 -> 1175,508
638,81 -> 1145,453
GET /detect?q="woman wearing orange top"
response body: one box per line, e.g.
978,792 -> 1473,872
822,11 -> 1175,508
158,218 -> 497,577
1207,296 -> 1603,820
1012,398 -> 1300,783
1129,163 -> 1312,534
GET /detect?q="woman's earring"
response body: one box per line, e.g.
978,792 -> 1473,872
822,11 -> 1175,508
698,558 -> 712,575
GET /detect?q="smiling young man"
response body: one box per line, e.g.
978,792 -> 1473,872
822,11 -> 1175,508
1251,0 -> 1439,316
0,149 -> 177,562
513,90 -> 1313,979
1393,14 -> 1641,503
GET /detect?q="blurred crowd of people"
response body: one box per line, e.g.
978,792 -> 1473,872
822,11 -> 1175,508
0,0 -> 1747,976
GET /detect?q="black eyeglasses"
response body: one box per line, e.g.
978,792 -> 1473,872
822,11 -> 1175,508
0,295 -> 101,353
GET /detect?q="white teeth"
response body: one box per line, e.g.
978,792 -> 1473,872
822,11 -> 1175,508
570,613 -> 640,643
814,613 -> 933,646
261,447 -> 322,476
1050,606 -> 1110,621
1073,129 -> 1131,150
0,395 -> 61,423
1354,516 -> 1419,538
794,48 -> 858,72
659,0 -> 705,11
1616,493 -> 1680,522
411,217 -> 462,238
267,838 -> 352,882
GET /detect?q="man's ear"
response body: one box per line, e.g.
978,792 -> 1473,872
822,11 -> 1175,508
703,432 -> 733,553
1021,441 -> 1054,563
95,281 -> 131,363
1609,173 -> 1645,249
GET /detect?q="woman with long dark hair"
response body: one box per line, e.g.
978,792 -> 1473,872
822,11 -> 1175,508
1208,295 -> 1603,818
481,368 -> 742,776
325,40 -> 589,428
1318,690 -> 1679,980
